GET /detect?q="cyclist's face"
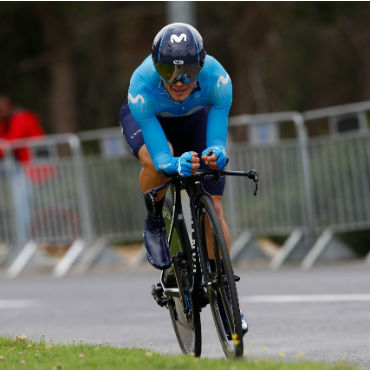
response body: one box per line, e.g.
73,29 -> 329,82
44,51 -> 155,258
163,80 -> 197,102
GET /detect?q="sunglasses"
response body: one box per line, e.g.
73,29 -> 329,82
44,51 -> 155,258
155,62 -> 202,84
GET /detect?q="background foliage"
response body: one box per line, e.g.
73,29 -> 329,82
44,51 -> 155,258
0,2 -> 368,133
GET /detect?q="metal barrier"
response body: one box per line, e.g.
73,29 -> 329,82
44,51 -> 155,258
303,101 -> 370,234
0,139 -> 14,249
77,104 -> 370,267
0,134 -> 98,277
227,101 -> 370,267
226,112 -> 314,238
78,128 -> 145,242
5,134 -> 94,246
304,100 -> 370,137
308,131 -> 370,232
0,100 -> 369,276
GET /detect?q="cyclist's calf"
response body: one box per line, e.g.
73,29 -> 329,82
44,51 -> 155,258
210,195 -> 231,254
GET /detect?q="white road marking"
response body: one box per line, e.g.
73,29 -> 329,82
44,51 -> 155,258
0,299 -> 38,309
241,294 -> 370,303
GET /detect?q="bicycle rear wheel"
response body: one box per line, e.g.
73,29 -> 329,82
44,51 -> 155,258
196,195 -> 244,358
163,198 -> 201,356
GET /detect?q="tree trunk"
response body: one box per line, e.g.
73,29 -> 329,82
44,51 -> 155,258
49,46 -> 76,133
32,4 -> 77,133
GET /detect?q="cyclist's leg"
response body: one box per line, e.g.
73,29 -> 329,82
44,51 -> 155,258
120,101 -> 172,269
138,144 -> 172,199
207,195 -> 231,258
120,99 -> 172,198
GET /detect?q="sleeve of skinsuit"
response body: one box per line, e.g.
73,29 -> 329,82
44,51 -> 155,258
127,71 -> 178,174
206,58 -> 233,148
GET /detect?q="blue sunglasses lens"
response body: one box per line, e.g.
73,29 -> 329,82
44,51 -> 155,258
155,63 -> 202,84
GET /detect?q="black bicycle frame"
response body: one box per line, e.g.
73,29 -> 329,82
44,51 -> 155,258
145,168 -> 258,204
147,168 -> 258,300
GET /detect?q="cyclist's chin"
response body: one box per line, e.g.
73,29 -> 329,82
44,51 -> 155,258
170,91 -> 190,102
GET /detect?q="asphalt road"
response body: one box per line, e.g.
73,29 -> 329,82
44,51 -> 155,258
0,263 -> 369,368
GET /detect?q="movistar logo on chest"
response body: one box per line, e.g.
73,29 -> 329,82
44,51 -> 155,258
171,33 -> 187,43
128,93 -> 145,104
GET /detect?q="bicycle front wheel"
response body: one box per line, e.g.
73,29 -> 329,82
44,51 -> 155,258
196,195 -> 244,358
163,197 -> 202,356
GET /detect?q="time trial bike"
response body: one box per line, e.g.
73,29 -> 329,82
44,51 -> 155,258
148,167 -> 258,358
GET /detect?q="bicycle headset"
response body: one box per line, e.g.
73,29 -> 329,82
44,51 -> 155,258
152,23 -> 206,84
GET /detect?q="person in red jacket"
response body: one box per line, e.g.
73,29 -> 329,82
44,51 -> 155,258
0,94 -> 46,245
0,94 -> 45,162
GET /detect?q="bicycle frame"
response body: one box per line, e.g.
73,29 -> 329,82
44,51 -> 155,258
161,181 -> 194,301
146,168 -> 258,205
147,168 -> 258,298
148,168 -> 258,357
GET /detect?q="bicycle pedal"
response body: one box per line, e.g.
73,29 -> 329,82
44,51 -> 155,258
151,283 -> 170,307
234,274 -> 240,282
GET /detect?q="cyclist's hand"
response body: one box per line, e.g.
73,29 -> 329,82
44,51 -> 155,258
201,145 -> 227,169
177,151 -> 200,176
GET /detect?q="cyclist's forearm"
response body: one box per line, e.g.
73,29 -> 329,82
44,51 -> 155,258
206,105 -> 229,148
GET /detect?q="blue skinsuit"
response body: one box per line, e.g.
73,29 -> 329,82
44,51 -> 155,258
127,54 -> 232,173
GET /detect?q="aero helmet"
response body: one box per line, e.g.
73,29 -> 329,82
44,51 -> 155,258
152,23 -> 206,84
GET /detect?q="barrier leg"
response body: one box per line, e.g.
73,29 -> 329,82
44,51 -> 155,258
53,239 -> 85,277
270,229 -> 303,270
6,241 -> 38,279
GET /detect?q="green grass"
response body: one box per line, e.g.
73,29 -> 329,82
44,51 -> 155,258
0,336 -> 356,370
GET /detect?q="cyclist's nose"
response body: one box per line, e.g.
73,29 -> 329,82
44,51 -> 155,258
173,80 -> 185,87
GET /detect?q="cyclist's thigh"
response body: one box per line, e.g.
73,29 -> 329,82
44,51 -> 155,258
119,99 -> 144,158
120,100 -> 174,163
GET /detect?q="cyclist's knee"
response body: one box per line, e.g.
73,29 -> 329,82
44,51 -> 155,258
138,144 -> 174,172
138,145 -> 154,169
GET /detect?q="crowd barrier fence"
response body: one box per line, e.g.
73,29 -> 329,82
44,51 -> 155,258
1,100 -> 369,276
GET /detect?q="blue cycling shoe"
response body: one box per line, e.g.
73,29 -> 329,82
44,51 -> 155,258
217,290 -> 248,339
143,213 -> 172,270
220,308 -> 249,340
240,311 -> 249,336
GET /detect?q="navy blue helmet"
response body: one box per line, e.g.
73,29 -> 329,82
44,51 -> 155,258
152,23 -> 206,84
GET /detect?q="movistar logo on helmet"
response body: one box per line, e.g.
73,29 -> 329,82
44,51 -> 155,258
170,33 -> 187,43
152,23 -> 206,82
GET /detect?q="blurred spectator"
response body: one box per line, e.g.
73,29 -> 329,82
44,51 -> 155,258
0,94 -> 45,161
0,94 -> 46,246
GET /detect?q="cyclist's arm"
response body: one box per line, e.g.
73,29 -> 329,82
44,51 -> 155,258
128,74 -> 176,174
206,62 -> 232,148
202,60 -> 232,168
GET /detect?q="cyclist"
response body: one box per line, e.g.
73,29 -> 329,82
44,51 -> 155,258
119,23 -> 247,337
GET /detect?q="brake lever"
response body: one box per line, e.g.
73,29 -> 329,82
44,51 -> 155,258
248,170 -> 259,196
253,181 -> 258,196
